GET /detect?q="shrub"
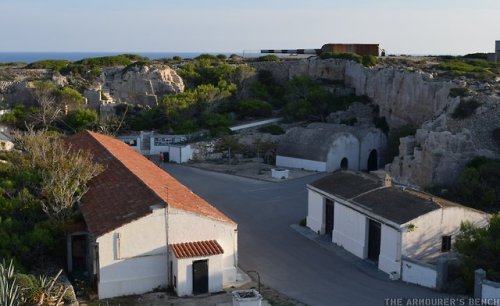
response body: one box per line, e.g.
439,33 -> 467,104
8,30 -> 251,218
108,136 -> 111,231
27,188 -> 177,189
195,53 -> 218,61
259,124 -> 285,135
256,55 -> 280,62
362,55 -> 378,67
449,87 -> 470,98
27,60 -> 70,72
320,52 -> 362,64
216,54 -> 227,60
172,55 -> 181,61
463,53 -> 489,60
237,99 -> 273,118
452,99 -> 481,119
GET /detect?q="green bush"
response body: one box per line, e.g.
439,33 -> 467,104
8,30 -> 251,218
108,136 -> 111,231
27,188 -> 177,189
259,124 -> 285,135
216,54 -> 227,60
74,54 -> 147,67
362,55 -> 378,67
452,99 -> 481,119
463,53 -> 489,60
455,214 -> 500,292
237,99 -> 273,118
195,53 -> 218,61
65,108 -> 98,131
27,60 -> 70,72
320,52 -> 362,64
172,55 -> 181,61
449,87 -> 470,98
256,55 -> 280,62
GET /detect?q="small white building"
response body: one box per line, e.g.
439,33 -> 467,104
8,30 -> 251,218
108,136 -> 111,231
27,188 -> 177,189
0,132 -> 13,151
276,123 -> 386,172
66,131 -> 237,299
306,171 -> 489,276
117,131 -> 192,163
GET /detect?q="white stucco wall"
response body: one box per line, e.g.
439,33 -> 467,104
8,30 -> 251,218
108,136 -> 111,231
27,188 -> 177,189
325,134 -> 360,172
96,209 -> 168,299
378,225 -> 402,274
276,156 -> 326,172
482,280 -> 500,300
359,130 -> 387,171
306,189 -> 324,234
402,258 -> 437,288
169,145 -> 193,163
168,208 -> 238,285
332,202 -> 367,258
402,207 -> 489,260
173,254 -> 223,296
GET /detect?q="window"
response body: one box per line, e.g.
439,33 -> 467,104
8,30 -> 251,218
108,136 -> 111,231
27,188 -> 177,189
441,235 -> 452,252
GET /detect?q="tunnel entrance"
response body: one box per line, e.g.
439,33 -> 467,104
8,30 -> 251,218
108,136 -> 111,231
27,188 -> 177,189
367,150 -> 378,171
340,158 -> 349,170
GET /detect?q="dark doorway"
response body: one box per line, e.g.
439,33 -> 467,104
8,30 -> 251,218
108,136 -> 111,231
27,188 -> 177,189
71,235 -> 88,276
325,199 -> 334,236
367,150 -> 378,171
367,219 -> 381,262
192,260 -> 209,295
340,158 -> 348,170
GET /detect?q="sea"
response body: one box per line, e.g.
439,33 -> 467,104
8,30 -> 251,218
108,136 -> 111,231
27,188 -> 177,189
0,52 -> 262,63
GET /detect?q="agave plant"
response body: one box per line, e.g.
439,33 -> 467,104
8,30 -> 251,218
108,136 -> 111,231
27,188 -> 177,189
0,260 -> 23,306
35,269 -> 67,306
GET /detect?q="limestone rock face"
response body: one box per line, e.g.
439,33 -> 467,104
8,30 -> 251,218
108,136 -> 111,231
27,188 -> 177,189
251,58 -> 500,187
103,64 -> 184,106
344,62 -> 456,128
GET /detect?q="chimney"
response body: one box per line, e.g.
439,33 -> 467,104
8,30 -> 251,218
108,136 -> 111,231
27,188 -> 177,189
383,174 -> 392,187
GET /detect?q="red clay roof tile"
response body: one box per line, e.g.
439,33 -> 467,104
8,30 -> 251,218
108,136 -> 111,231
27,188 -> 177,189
66,131 -> 235,237
170,240 -> 224,258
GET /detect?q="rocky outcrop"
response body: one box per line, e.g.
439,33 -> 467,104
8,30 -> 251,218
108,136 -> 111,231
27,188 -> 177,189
344,62 -> 456,128
102,64 -> 184,106
387,99 -> 500,187
0,68 -> 53,106
251,58 -> 500,187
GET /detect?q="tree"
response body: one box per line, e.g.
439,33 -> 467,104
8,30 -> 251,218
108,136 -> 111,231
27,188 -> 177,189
455,214 -> 500,292
30,81 -> 63,128
65,108 -> 98,131
216,135 -> 242,164
12,129 -> 103,221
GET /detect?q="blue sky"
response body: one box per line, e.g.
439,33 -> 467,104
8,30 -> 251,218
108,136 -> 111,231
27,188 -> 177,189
0,0 -> 499,54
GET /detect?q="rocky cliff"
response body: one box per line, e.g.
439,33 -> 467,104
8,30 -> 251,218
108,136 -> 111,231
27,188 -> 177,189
105,64 -> 183,105
251,58 -> 500,187
0,64 -> 185,109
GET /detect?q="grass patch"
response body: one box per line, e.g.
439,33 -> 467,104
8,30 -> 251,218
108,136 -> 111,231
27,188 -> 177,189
438,58 -> 500,80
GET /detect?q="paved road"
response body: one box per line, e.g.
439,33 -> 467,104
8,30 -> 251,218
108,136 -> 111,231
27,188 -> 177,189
162,164 -> 453,306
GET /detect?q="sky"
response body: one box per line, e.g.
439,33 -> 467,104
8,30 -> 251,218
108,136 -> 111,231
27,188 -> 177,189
0,0 -> 499,55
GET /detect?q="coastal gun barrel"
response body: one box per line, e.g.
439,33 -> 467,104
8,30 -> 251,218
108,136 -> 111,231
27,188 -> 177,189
260,49 -> 321,55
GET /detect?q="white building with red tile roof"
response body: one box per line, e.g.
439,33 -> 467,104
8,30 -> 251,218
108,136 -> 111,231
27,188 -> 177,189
66,131 -> 238,299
